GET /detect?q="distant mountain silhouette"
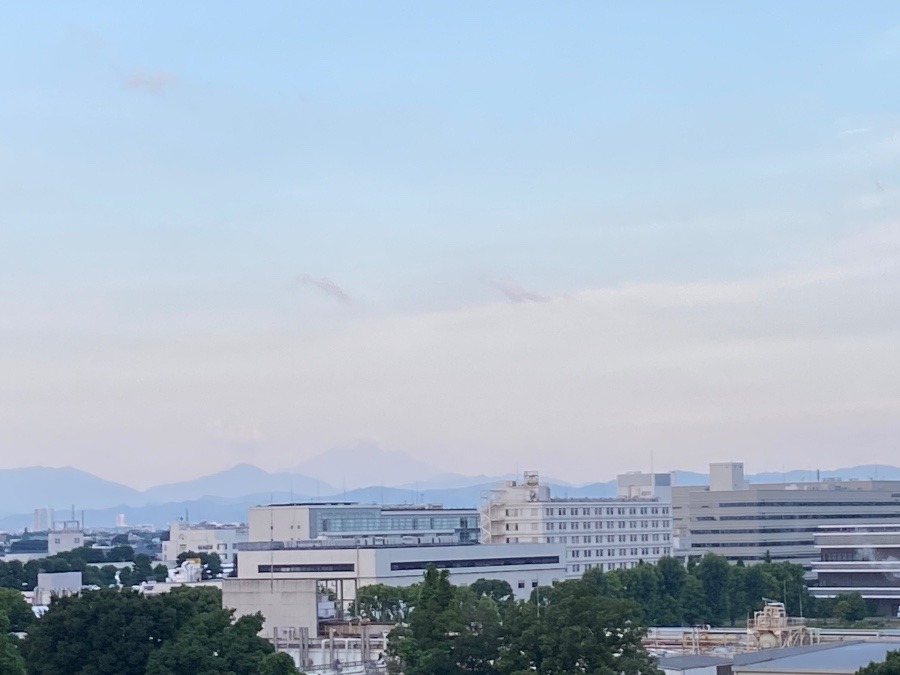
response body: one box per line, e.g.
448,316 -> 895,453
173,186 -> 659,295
140,464 -> 333,504
1,462 -> 898,529
0,466 -> 140,517
292,442 -> 445,489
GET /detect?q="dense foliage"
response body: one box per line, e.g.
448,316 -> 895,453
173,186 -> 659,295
0,545 -> 138,591
385,567 -> 661,675
372,554 -> 877,675
18,586 -> 302,675
858,650 -> 900,674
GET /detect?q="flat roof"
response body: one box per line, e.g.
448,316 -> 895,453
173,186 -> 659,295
734,641 -> 900,673
658,654 -> 732,670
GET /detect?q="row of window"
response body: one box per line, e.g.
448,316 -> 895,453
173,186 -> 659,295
692,540 -> 815,549
545,534 -> 671,544
570,561 -> 642,573
541,506 -> 669,517
545,520 -> 669,531
718,501 -> 900,508
569,547 -> 669,558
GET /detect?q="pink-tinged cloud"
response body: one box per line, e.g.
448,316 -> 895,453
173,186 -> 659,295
124,70 -> 176,93
297,274 -> 351,303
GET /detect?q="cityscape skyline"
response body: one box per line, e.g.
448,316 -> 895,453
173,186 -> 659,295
3,2 -> 900,486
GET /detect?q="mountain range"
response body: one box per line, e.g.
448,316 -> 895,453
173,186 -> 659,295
2,445 -> 898,531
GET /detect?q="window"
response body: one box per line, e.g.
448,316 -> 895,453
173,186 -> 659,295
531,580 -> 538,588
392,555 -> 560,571
518,580 -> 525,589
259,563 -> 354,573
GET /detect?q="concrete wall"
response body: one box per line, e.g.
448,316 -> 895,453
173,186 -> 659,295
163,522 -> 248,564
248,506 -> 313,542
222,578 -> 319,638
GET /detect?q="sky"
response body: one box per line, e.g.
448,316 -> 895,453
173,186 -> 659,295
2,2 -> 900,489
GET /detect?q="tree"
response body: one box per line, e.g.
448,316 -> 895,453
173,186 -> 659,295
0,613 -> 27,675
0,587 -> 34,632
679,575 -> 708,626
21,588 -> 174,674
99,565 -> 119,587
259,651 -> 304,675
132,554 -> 153,583
857,649 -> 900,674
696,554 -> 730,626
496,576 -> 661,675
145,611 -> 275,675
205,552 -> 223,578
388,567 -> 501,675
118,566 -> 134,587
833,592 -> 868,623
153,564 -> 169,582
470,578 -> 514,605
22,586 -> 272,675
106,545 -> 135,562
352,583 -> 414,622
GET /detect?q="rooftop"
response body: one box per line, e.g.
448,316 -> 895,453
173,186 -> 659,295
237,539 -> 484,552
733,641 -> 900,673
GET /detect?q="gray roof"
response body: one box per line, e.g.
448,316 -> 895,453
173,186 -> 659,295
734,641 -> 900,673
658,654 -> 733,670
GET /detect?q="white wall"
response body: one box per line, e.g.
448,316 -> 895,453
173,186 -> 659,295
222,578 -> 319,638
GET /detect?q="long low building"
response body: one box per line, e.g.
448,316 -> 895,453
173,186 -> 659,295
673,462 -> 900,568
225,539 -> 566,637
811,523 -> 900,616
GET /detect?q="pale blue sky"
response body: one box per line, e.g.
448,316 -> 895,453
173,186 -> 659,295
2,3 -> 900,485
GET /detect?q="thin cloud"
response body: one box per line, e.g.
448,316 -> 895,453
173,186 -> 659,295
124,70 -> 176,93
491,280 -> 549,303
840,127 -> 869,136
297,274 -> 351,303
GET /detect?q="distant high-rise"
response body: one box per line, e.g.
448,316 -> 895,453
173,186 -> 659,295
32,507 -> 54,532
116,513 -> 126,528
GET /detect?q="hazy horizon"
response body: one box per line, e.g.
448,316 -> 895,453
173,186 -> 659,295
3,3 -> 900,488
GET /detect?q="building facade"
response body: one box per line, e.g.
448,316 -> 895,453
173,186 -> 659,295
811,524 -> 900,616
48,521 -> 84,556
247,503 -> 480,545
480,472 -> 673,577
162,520 -> 249,566
226,539 -> 566,637
673,463 -> 900,568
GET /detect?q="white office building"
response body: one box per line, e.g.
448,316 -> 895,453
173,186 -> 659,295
673,462 -> 900,568
225,539 -> 566,638
162,520 -> 249,566
480,472 -> 673,577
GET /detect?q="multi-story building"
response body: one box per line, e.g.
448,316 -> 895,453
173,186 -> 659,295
225,539 -> 566,637
48,520 -> 84,556
162,520 -> 249,566
673,462 -> 900,568
480,472 -> 673,577
247,502 -> 480,545
811,524 -> 900,616
32,507 -> 54,532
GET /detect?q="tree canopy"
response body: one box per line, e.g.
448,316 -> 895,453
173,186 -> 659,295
20,586 -> 280,675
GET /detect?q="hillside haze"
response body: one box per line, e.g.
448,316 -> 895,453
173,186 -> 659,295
1,460 -> 898,529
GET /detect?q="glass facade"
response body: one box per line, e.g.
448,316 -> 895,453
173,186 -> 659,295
311,507 -> 479,543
